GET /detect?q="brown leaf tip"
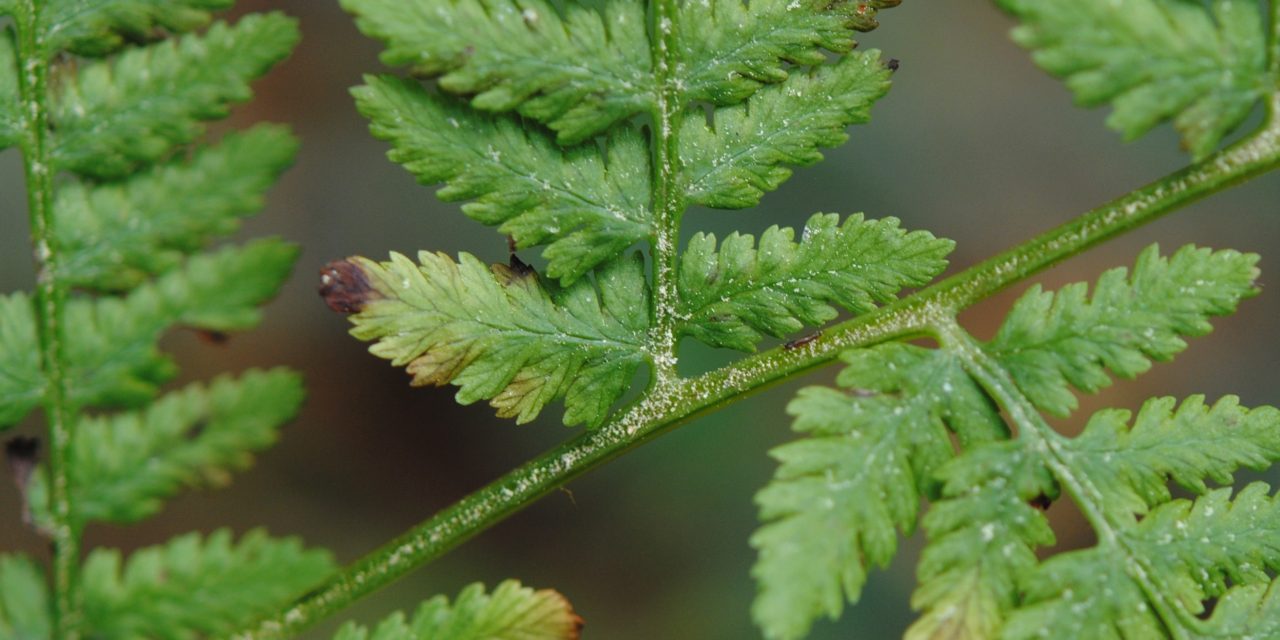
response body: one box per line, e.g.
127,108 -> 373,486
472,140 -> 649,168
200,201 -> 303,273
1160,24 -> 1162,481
320,259 -> 379,314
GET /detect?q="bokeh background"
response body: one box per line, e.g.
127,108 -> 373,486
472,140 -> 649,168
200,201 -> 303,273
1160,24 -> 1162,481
3,2 -> 1280,637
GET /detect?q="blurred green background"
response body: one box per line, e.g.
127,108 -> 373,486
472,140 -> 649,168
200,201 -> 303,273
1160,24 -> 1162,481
3,2 -> 1280,638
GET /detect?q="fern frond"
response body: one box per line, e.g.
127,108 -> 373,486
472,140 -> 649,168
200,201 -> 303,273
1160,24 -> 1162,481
1063,395 -> 1280,520
332,580 -> 582,640
907,442 -> 1057,640
342,0 -> 651,145
752,344 -> 1006,640
677,213 -> 952,351
63,240 -> 297,409
997,0 -> 1271,159
44,0 -> 233,56
81,529 -> 334,640
988,244 -> 1259,416
51,13 -> 299,178
676,0 -> 898,105
1004,483 -> 1280,639
26,369 -> 303,525
0,555 -> 51,640
0,32 -> 18,149
0,293 -> 42,429
354,75 -> 652,285
54,125 -> 299,291
329,251 -> 649,427
680,51 -> 892,209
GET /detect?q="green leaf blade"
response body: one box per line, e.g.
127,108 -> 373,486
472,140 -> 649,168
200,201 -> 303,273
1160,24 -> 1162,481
0,555 -> 51,640
65,239 -> 299,410
51,13 -> 300,178
988,244 -> 1260,416
27,369 -> 303,525
680,51 -> 892,209
331,251 -> 649,427
752,344 -> 1006,640
676,0 -> 898,105
43,0 -> 234,56
997,0 -> 1271,159
677,213 -> 953,351
54,125 -> 299,291
0,293 -> 43,430
333,580 -> 582,640
81,529 -> 334,640
0,32 -> 19,150
354,75 -> 652,285
342,0 -> 652,144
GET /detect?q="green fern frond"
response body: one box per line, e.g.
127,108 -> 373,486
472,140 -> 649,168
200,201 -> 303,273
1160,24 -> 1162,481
988,244 -> 1259,416
51,13 -> 299,178
679,51 -> 892,209
332,251 -> 649,427
0,32 -> 18,149
342,0 -> 651,144
0,293 -> 42,429
53,125 -> 299,291
25,369 -> 303,525
907,442 -> 1057,640
332,580 -> 582,640
752,343 -> 1006,640
677,213 -> 952,351
0,555 -> 51,640
353,74 -> 652,285
81,529 -> 334,640
1063,395 -> 1280,520
675,0 -> 898,105
44,0 -> 234,56
1200,580 -> 1280,637
997,0 -> 1272,159
1004,483 -> 1280,638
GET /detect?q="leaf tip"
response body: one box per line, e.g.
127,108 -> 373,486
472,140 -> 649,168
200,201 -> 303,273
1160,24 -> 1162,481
319,259 -> 381,314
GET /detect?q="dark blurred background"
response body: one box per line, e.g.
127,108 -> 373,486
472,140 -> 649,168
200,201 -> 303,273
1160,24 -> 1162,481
3,2 -> 1280,638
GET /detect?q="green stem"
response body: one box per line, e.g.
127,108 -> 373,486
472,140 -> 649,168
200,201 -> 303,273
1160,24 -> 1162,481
646,0 -> 683,382
230,110 -> 1280,639
13,2 -> 81,637
936,320 -> 1196,639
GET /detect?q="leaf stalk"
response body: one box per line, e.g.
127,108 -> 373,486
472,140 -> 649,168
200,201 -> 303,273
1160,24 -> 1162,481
13,1 -> 82,636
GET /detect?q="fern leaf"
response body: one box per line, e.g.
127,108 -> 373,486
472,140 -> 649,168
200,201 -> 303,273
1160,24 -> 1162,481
1004,483 -> 1280,639
907,442 -> 1057,640
752,344 -> 1006,640
0,293 -> 42,430
1200,580 -> 1280,637
676,0 -> 898,105
997,0 -> 1271,159
1064,395 -> 1280,520
51,13 -> 299,178
0,32 -> 18,150
354,75 -> 652,285
53,125 -> 298,291
0,555 -> 51,640
44,0 -> 233,56
328,251 -> 649,427
63,239 -> 298,409
342,0 -> 651,145
332,580 -> 582,640
988,244 -> 1259,416
25,369 -> 303,525
680,51 -> 892,209
81,529 -> 334,639
677,213 -> 952,351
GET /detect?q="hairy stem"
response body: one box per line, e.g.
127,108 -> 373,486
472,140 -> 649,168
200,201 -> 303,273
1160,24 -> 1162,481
938,320 -> 1195,639
646,0 -> 683,381
230,106 -> 1280,639
14,2 -> 81,637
